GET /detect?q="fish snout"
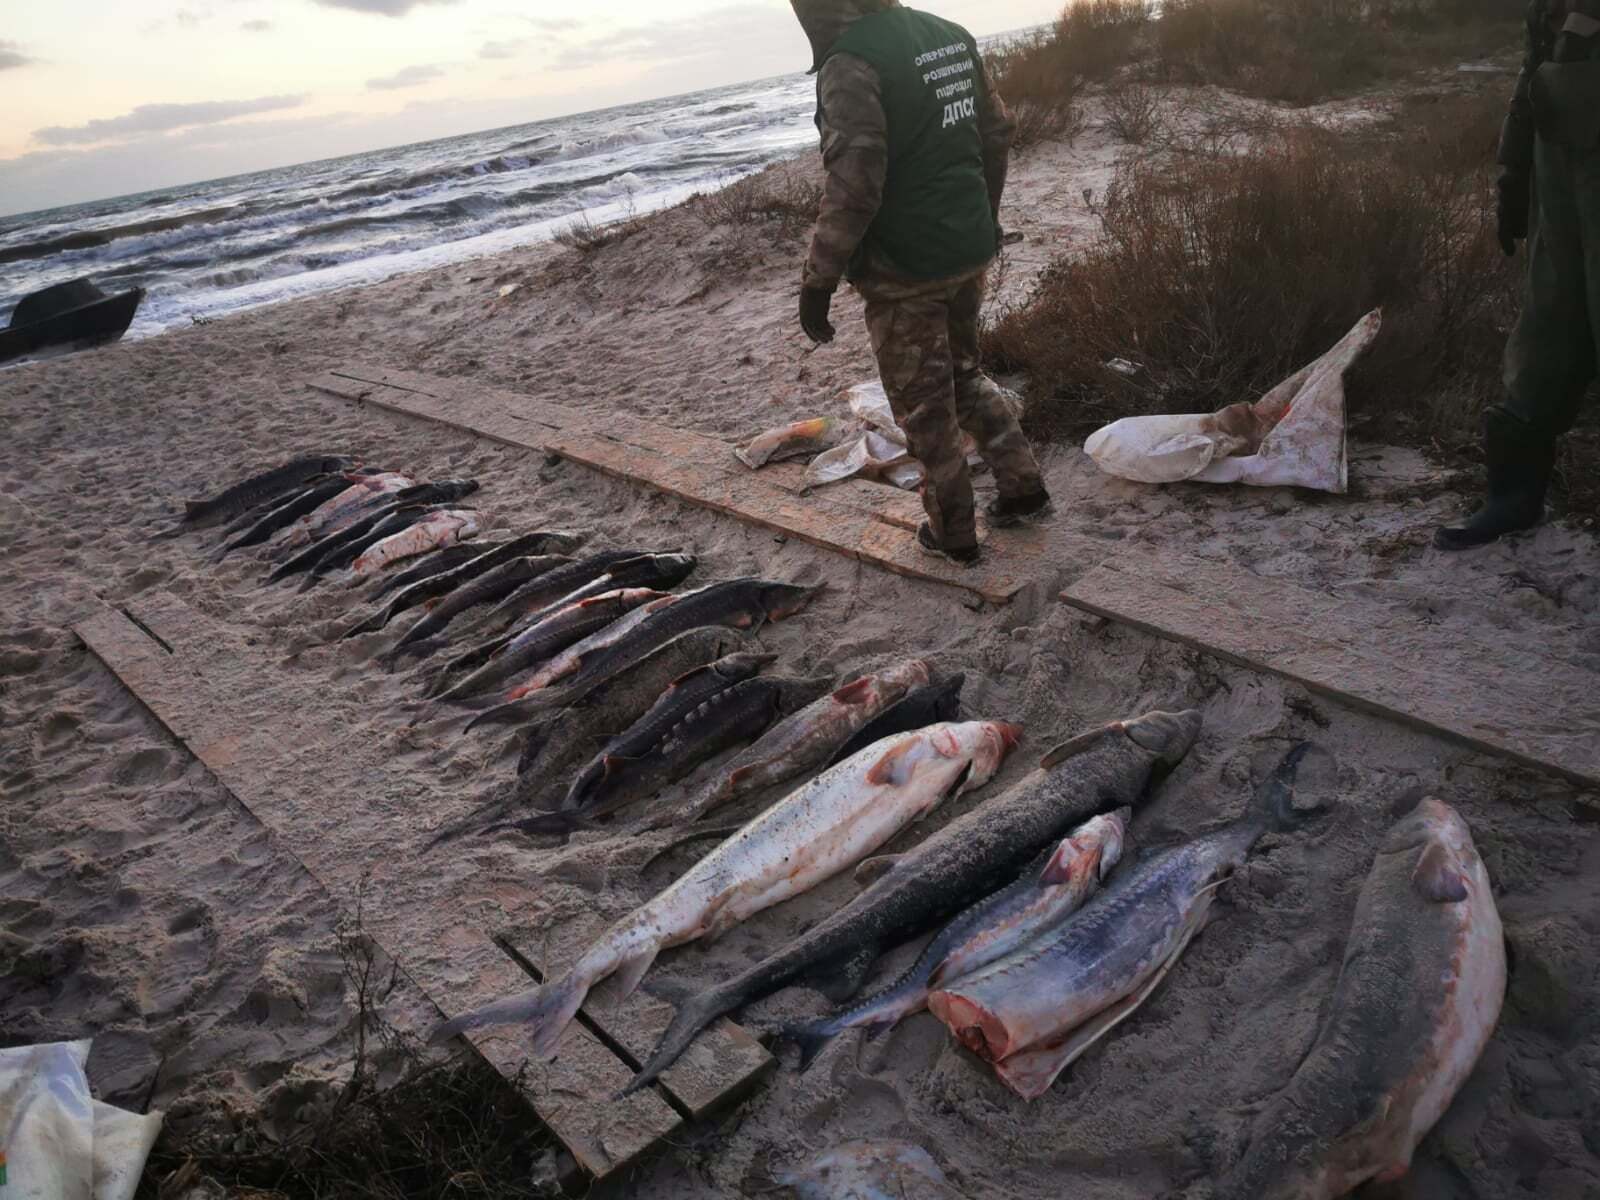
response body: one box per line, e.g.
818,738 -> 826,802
1124,709 -> 1204,765
994,722 -> 1025,753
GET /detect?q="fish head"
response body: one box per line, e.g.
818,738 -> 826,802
1123,709 -> 1203,768
643,553 -> 698,587
879,658 -> 933,693
715,651 -> 780,681
1087,808 -> 1133,879
322,455 -> 359,473
758,580 -> 826,623
1382,796 -> 1480,903
438,479 -> 481,500
954,720 -> 1023,788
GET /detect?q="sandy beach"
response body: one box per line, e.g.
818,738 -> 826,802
4,81 -> 1600,1200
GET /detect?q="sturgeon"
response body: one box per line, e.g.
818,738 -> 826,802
267,482 -> 471,584
366,541 -> 495,601
1214,797 -> 1504,1200
827,675 -> 965,767
210,474 -> 358,562
293,483 -> 480,588
470,579 -> 823,728
386,554 -> 574,659
438,554 -> 700,695
928,743 -> 1319,1100
423,628 -> 745,848
656,659 -> 933,828
620,709 -> 1202,1096
785,809 -> 1129,1071
509,651 -> 783,833
476,549 -> 659,633
432,720 -> 1022,1059
269,471 -> 413,555
347,509 -> 482,580
165,454 -> 354,532
431,588 -> 669,706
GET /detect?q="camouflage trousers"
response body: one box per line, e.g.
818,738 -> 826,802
1500,136 -> 1600,439
856,268 -> 1044,552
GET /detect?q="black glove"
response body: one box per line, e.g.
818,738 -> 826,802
1497,171 -> 1530,257
799,286 -> 836,345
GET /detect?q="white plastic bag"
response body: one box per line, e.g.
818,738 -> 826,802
1085,310 -> 1382,494
0,1041 -> 163,1200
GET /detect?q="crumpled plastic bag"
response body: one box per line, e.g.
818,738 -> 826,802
1084,309 -> 1382,494
0,1041 -> 163,1200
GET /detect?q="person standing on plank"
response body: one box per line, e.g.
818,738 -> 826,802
792,0 -> 1051,567
1438,0 -> 1600,550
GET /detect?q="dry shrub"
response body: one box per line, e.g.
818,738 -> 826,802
983,90 -> 1519,451
689,167 -> 824,237
552,209 -> 648,254
1102,78 -> 1163,144
988,1 -> 1150,146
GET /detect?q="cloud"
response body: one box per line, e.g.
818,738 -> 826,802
527,17 -> 581,33
315,0 -> 459,14
479,38 -> 526,60
553,5 -> 792,71
33,94 -> 309,147
0,40 -> 34,70
367,63 -> 446,90
241,18 -> 273,32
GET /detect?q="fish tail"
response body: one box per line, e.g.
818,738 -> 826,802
341,612 -> 387,640
783,1019 -> 842,1075
430,973 -> 589,1062
463,702 -> 528,735
1252,742 -> 1323,833
616,984 -> 740,1099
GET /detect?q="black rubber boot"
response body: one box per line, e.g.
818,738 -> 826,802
917,523 -> 981,567
985,489 -> 1054,528
1434,411 -> 1555,552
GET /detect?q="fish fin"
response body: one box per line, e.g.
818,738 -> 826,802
183,500 -> 209,521
854,855 -> 902,887
860,1018 -> 897,1045
1412,843 -> 1469,903
1038,838 -> 1091,887
1039,724 -> 1122,769
431,973 -> 588,1062
601,754 -> 641,781
784,1021 -> 839,1075
815,943 -> 879,1005
831,676 -> 876,706
668,663 -> 716,688
612,947 -> 660,1002
617,984 -> 740,1099
866,739 -> 920,786
516,721 -> 554,775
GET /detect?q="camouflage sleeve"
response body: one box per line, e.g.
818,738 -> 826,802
803,53 -> 888,293
1499,1 -> 1546,173
977,56 -> 1017,217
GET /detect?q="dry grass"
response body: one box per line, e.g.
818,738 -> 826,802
553,208 -> 650,254
1102,78 -> 1164,144
983,90 -> 1520,454
138,914 -> 558,1200
688,167 -> 824,238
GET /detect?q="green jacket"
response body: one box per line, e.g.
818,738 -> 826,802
794,0 -> 1016,289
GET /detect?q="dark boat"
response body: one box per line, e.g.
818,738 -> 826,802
0,278 -> 145,365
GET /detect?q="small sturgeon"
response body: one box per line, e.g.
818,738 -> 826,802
366,542 -> 495,602
386,554 -> 575,659
468,579 -> 821,729
348,509 -> 482,580
476,549 -> 659,633
785,809 -> 1129,1071
432,588 -> 668,706
929,744 -> 1319,1100
210,474 -> 358,562
827,675 -> 965,767
164,454 -> 354,533
551,664 -> 834,830
269,471 -> 413,555
1215,797 -> 1504,1200
657,659 -> 934,828
432,720 -> 1022,1059
621,709 -> 1202,1096
293,483 -> 480,589
423,628 -> 745,848
268,482 -> 466,584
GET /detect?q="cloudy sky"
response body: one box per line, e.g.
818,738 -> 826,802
0,0 -> 1061,217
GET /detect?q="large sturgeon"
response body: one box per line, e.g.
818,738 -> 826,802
432,720 -> 1022,1059
784,809 -> 1129,1071
654,659 -> 933,828
268,471 -> 413,555
620,709 -> 1202,1096
826,675 -> 965,767
210,474 -> 362,562
1213,797 -> 1504,1200
163,454 -> 355,533
346,509 -> 482,580
385,554 -> 576,660
928,743 -> 1319,1101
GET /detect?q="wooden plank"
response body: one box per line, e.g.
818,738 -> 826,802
1062,559 -> 1600,789
309,365 -> 1026,605
74,601 -> 684,1179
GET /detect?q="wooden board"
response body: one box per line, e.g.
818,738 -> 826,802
73,594 -> 773,1177
1062,558 -> 1600,789
308,366 -> 1025,605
